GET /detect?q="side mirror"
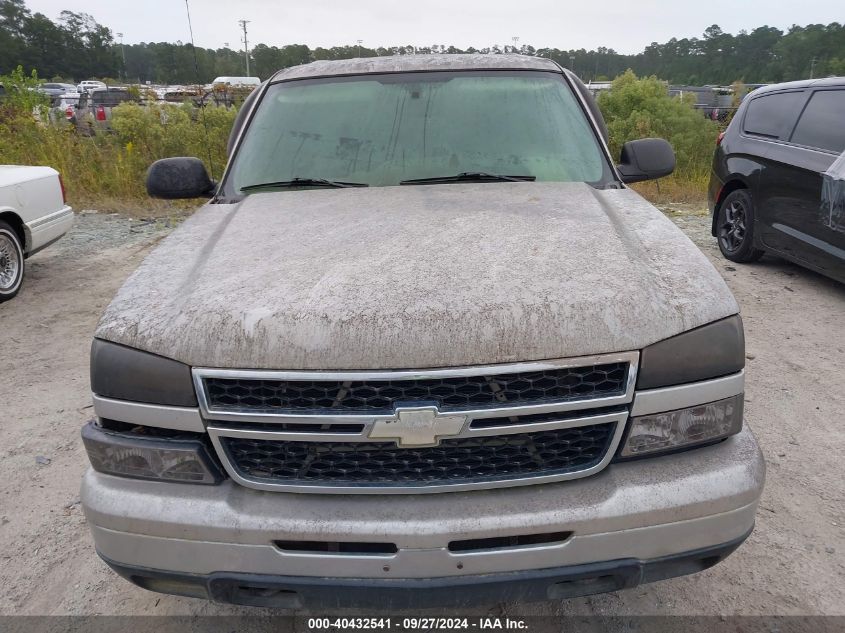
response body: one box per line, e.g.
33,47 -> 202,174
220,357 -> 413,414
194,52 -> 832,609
616,138 -> 675,184
146,157 -> 215,199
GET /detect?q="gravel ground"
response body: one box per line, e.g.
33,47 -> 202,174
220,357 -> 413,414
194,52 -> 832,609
0,207 -> 843,620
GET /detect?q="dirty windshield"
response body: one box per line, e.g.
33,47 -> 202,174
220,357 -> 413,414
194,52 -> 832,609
228,71 -> 611,193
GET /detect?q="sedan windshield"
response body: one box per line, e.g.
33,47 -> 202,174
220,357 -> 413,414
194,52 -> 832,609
227,71 -> 612,194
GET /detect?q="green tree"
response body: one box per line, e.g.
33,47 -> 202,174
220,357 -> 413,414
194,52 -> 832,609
0,65 -> 48,115
598,70 -> 719,180
0,0 -> 29,74
58,11 -> 118,79
20,12 -> 65,77
4,0 -> 845,85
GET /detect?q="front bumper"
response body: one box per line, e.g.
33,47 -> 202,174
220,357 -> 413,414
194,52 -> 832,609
81,426 -> 764,606
102,530 -> 751,609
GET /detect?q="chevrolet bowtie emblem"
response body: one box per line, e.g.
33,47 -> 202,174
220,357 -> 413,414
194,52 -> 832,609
368,406 -> 467,447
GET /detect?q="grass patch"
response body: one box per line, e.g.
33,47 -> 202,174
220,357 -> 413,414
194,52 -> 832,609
598,70 -> 717,210
630,176 -> 708,208
1,68 -> 235,215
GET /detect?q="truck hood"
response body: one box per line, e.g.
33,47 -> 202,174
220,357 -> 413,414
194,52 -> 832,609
96,182 -> 738,369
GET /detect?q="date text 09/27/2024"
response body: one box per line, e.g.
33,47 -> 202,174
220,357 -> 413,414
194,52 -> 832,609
307,618 -> 529,630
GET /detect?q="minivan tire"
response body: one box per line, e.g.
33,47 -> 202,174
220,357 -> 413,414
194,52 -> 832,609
0,220 -> 25,302
716,190 -> 765,263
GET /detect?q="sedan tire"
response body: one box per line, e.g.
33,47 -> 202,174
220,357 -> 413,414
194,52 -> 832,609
0,220 -> 25,302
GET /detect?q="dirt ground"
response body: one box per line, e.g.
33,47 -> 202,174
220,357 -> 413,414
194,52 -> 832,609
0,206 -> 843,619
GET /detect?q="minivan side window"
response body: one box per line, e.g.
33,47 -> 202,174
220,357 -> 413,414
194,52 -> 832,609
790,90 -> 845,154
743,91 -> 805,139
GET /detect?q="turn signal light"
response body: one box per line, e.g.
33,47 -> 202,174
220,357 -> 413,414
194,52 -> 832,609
81,421 -> 223,484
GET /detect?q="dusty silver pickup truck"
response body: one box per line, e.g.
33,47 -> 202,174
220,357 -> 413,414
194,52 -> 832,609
81,55 -> 764,609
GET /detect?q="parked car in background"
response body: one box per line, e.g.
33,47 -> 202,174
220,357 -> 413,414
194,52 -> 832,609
89,86 -> 136,107
81,55 -> 763,609
709,77 -> 845,283
0,166 -> 73,302
39,82 -> 78,97
206,77 -> 261,106
43,83 -> 82,116
77,80 -> 107,94
162,85 -> 203,104
46,94 -> 82,127
210,76 -> 261,88
73,87 -> 141,133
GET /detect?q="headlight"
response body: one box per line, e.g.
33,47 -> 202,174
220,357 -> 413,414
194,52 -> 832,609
90,339 -> 197,406
82,421 -> 222,484
637,316 -> 745,389
618,394 -> 743,458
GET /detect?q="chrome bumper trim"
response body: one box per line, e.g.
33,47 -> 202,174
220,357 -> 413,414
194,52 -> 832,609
630,371 -> 745,416
89,503 -> 758,580
92,395 -> 205,433
25,205 -> 74,230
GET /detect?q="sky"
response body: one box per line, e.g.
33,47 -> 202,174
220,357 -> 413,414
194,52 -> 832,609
23,0 -> 845,54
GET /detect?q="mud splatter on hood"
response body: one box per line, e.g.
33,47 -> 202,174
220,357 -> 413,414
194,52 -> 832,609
95,182 -> 738,369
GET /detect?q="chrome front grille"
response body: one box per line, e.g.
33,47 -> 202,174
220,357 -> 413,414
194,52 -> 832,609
221,423 -> 617,487
203,362 -> 629,413
196,352 -> 639,494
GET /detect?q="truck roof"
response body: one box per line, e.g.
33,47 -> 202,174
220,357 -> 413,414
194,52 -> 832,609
269,54 -> 562,83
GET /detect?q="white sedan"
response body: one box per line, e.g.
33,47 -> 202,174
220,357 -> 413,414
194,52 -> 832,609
0,166 -> 74,302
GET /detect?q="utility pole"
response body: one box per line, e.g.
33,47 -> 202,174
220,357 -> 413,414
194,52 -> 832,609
810,57 -> 817,79
238,19 -> 251,75
511,36 -> 519,54
116,32 -> 126,80
357,39 -> 363,57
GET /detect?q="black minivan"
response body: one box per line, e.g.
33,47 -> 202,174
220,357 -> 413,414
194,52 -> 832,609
709,77 -> 845,283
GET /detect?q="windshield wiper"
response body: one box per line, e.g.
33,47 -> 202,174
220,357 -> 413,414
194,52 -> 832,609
400,172 -> 535,185
240,178 -> 369,192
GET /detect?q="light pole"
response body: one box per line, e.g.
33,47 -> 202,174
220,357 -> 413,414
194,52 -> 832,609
117,32 -> 126,80
238,19 -> 251,75
569,55 -> 576,75
511,36 -> 519,54
357,39 -> 363,57
810,57 -> 817,79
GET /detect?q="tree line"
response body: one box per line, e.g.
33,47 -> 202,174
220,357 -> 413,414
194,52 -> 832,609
2,0 -> 843,85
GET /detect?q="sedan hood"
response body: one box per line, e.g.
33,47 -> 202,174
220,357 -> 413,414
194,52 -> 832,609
96,182 -> 738,369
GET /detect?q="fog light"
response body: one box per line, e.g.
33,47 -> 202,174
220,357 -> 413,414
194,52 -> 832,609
619,394 -> 743,458
81,421 -> 222,484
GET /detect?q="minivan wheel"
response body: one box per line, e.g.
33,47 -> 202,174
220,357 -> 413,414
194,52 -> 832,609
717,190 -> 764,263
0,220 -> 25,302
